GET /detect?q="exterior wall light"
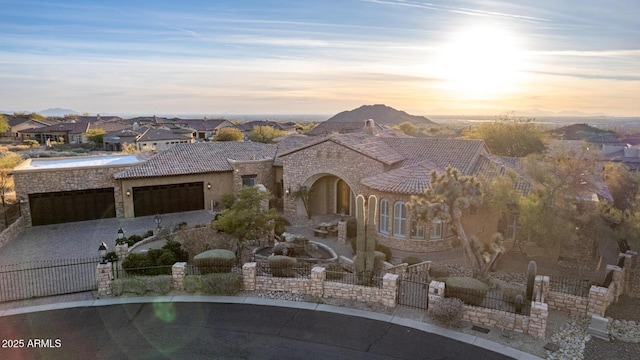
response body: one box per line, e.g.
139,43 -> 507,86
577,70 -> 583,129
98,242 -> 108,264
285,187 -> 291,196
207,183 -> 212,190
117,228 -> 125,240
126,190 -> 131,197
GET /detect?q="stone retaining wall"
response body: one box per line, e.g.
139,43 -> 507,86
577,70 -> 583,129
428,280 -> 547,339
0,216 -> 24,249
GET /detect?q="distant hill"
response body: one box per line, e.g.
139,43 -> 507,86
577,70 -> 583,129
39,108 -> 80,117
547,123 -> 620,141
326,104 -> 434,125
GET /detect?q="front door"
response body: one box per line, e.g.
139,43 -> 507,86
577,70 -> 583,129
336,179 -> 351,215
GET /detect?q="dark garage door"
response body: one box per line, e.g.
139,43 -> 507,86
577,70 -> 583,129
133,182 -> 204,217
29,188 -> 116,226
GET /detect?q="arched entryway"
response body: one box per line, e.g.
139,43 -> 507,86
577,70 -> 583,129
305,175 -> 354,216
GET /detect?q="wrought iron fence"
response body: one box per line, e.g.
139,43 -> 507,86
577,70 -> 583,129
0,257 -> 101,302
445,287 -> 531,315
325,270 -> 384,288
548,276 -> 591,298
254,260 -> 313,279
112,262 -> 174,278
185,263 -> 242,276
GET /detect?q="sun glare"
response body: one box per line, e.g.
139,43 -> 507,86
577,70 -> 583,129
435,25 -> 525,98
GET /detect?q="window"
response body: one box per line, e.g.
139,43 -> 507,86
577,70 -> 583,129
242,175 -> 257,187
410,220 -> 425,240
393,201 -> 407,238
379,199 -> 389,234
430,220 -> 443,240
506,213 -> 518,241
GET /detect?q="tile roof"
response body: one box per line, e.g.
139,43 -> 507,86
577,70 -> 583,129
472,154 -> 531,195
381,137 -> 487,174
362,160 -> 443,194
137,129 -> 193,142
234,120 -> 293,132
306,119 -> 386,136
273,134 -> 317,165
19,122 -> 89,134
89,121 -> 132,133
114,142 -> 277,179
173,119 -> 232,131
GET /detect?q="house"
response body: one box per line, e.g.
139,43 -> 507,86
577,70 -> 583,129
171,118 -> 234,141
133,128 -> 195,151
233,120 -> 296,138
4,116 -> 58,140
18,122 -> 90,145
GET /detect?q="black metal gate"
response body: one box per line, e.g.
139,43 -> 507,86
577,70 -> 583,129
0,257 -> 101,302
397,275 -> 430,309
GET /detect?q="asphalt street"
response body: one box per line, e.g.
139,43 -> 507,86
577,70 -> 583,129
0,302 -> 514,360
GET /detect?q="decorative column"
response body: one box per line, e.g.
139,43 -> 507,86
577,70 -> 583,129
96,262 -> 114,297
172,262 -> 187,291
242,262 -> 257,291
428,280 -> 445,311
528,301 -> 548,340
337,220 -> 347,245
381,273 -> 399,307
115,244 -> 129,261
311,266 -> 326,297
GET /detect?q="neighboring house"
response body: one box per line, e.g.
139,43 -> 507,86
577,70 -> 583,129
134,128 -> 195,151
103,129 -> 144,151
171,118 -> 234,141
233,120 -> 296,137
4,117 -> 57,139
601,145 -> 640,171
18,122 -> 90,144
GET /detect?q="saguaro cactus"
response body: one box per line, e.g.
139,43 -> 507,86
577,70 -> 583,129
355,195 -> 378,285
526,260 -> 537,301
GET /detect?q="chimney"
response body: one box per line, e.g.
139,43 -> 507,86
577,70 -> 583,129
363,119 -> 375,135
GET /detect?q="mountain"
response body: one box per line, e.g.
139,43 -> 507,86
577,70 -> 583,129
39,108 -> 80,117
326,104 -> 434,125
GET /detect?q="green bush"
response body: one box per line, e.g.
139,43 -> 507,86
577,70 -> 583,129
201,273 -> 242,295
104,251 -> 119,263
147,275 -> 172,295
375,244 -> 392,262
144,230 -> 154,238
268,255 -> 296,277
121,240 -> 188,275
402,256 -> 422,266
124,277 -> 147,295
445,277 -> 489,307
194,249 -> 236,273
184,275 -> 201,293
22,139 -> 39,148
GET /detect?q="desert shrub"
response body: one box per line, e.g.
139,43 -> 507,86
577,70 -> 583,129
375,244 -> 392,262
179,227 -> 233,260
22,140 -> 39,148
431,298 -> 464,327
429,264 -> 450,278
184,275 -> 201,293
502,287 -> 525,303
200,273 -> 242,295
122,240 -> 188,275
174,222 -> 188,232
71,148 -> 86,153
112,279 -> 125,296
323,263 -> 344,280
147,275 -> 172,295
222,193 -> 235,208
445,277 -> 489,307
116,233 -> 147,246
268,255 -> 296,277
123,277 -> 147,295
402,256 -> 422,266
194,249 -> 236,273
104,251 -> 119,263
144,230 -> 154,238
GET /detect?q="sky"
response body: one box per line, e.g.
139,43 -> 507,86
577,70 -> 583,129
0,0 -> 638,117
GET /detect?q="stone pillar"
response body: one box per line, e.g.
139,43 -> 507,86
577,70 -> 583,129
607,265 -> 623,301
428,280 -> 445,310
533,275 -> 550,303
242,262 -> 257,291
311,266 -> 326,297
96,262 -> 114,297
337,221 -> 347,245
115,244 -> 129,261
381,273 -> 399,307
528,301 -> 548,340
623,251 -> 637,295
587,285 -> 610,316
172,262 -> 187,291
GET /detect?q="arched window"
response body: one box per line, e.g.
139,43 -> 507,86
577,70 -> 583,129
393,201 -> 407,238
379,199 -> 389,234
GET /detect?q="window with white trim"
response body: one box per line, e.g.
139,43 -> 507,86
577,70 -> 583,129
393,201 -> 407,238
379,199 -> 389,234
430,220 -> 443,240
410,220 -> 425,240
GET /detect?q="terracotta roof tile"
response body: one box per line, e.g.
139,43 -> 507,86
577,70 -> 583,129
362,160 -> 443,194
114,142 -> 277,179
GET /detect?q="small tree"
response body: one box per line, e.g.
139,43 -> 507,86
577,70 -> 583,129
213,186 -> 278,261
0,152 -> 24,209
0,114 -> 9,135
214,127 -> 243,142
247,125 -> 283,143
396,121 -> 418,136
291,186 -> 311,219
86,129 -> 105,148
408,167 -> 500,277
464,113 -> 547,157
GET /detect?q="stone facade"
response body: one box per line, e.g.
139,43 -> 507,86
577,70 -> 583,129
0,216 -> 24,249
230,159 -> 277,195
171,262 -> 187,291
